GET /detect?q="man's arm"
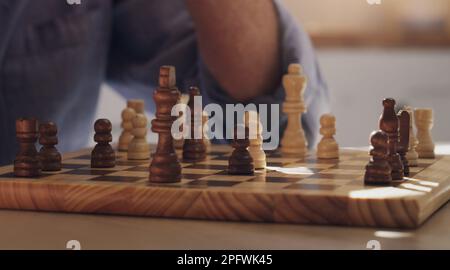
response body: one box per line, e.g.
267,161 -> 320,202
186,0 -> 281,102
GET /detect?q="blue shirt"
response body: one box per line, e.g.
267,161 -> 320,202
0,0 -> 329,165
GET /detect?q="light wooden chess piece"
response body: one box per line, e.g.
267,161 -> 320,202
415,108 -> 435,159
203,111 -> 211,152
174,94 -> 189,149
316,114 -> 339,159
128,113 -> 150,160
244,111 -> 266,169
403,106 -> 418,166
118,104 -> 136,152
280,64 -> 308,157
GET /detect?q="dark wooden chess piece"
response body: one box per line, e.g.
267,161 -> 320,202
14,118 -> 41,177
183,87 -> 207,162
149,66 -> 182,183
228,125 -> 254,175
91,119 -> 115,168
397,110 -> 410,177
38,122 -> 62,171
364,130 -> 392,185
379,98 -> 404,180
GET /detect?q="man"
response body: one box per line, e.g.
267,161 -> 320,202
0,0 -> 329,165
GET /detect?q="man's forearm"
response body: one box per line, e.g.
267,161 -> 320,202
186,0 -> 281,102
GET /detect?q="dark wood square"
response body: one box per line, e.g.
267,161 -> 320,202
65,169 -> 115,176
184,164 -> 228,170
0,172 -> 53,179
187,180 -> 239,187
306,173 -> 360,180
90,175 -> 144,183
61,163 -> 87,169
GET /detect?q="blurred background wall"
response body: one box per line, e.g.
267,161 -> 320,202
94,0 -> 450,147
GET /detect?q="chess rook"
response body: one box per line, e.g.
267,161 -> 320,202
228,126 -> 254,175
317,114 -> 339,159
183,87 -> 207,162
364,131 -> 392,185
149,66 -> 182,183
38,122 -> 61,171
379,98 -> 404,180
280,64 -> 308,157
244,111 -> 266,169
128,113 -> 150,160
14,119 -> 41,177
91,119 -> 115,168
404,106 -> 419,167
415,108 -> 435,159
397,110 -> 410,176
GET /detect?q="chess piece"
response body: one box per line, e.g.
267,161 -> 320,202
183,87 -> 207,162
415,108 -> 435,159
244,111 -> 266,169
38,122 -> 62,171
397,110 -> 410,177
91,119 -> 115,168
128,113 -> 151,160
280,63 -> 308,157
364,131 -> 392,185
404,106 -> 419,167
118,102 -> 138,151
202,111 -> 211,152
149,66 -> 182,183
14,119 -> 41,177
316,114 -> 339,159
379,98 -> 404,180
174,94 -> 189,149
229,126 -> 254,175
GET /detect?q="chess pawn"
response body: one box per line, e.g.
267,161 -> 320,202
38,122 -> 62,171
317,114 -> 339,159
280,63 -> 308,157
183,87 -> 207,162
118,107 -> 136,151
244,111 -> 266,169
229,126 -> 254,175
128,113 -> 150,160
364,131 -> 392,185
91,119 -> 115,168
379,98 -> 404,180
404,106 -> 418,167
14,119 -> 41,177
202,111 -> 211,152
415,108 -> 435,159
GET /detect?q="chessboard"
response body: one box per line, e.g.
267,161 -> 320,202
0,145 -> 449,229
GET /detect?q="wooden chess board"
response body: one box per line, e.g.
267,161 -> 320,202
0,145 -> 449,229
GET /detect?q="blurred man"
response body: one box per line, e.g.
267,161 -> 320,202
0,0 -> 328,165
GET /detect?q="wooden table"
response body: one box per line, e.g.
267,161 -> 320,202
0,144 -> 449,250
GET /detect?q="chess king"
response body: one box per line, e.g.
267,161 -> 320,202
280,64 -> 308,157
149,66 -> 182,183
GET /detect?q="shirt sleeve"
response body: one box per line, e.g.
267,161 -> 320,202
107,0 -> 329,147
198,0 -> 330,147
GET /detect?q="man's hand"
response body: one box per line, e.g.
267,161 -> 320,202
186,0 -> 281,102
